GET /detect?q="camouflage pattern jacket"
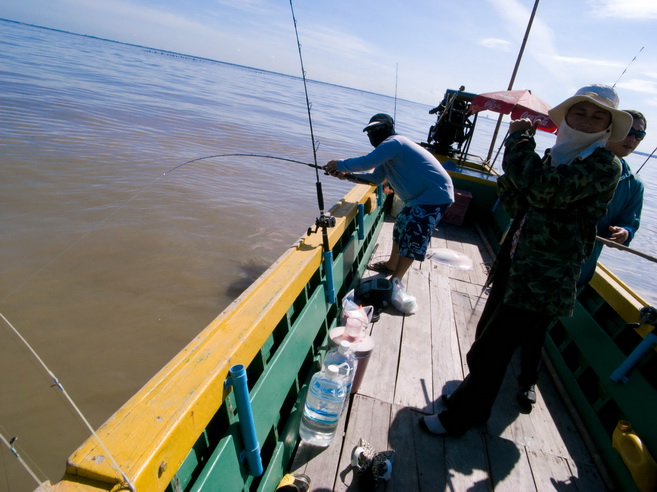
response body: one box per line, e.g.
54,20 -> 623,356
493,131 -> 621,317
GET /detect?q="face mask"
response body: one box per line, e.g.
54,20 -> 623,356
550,121 -> 611,167
367,127 -> 393,147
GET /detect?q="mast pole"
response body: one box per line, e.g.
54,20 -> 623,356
485,0 -> 540,162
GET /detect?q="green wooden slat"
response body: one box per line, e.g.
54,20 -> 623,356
188,432 -> 249,492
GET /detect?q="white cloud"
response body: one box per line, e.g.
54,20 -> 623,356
616,78 -> 657,94
553,55 -> 623,69
589,0 -> 657,19
479,38 -> 513,51
301,26 -> 375,61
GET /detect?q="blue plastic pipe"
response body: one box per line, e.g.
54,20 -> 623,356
357,204 -> 365,240
610,333 -> 657,383
225,364 -> 263,476
376,184 -> 384,207
323,250 -> 336,304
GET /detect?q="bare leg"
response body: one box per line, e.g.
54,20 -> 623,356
377,243 -> 414,280
392,254 -> 414,282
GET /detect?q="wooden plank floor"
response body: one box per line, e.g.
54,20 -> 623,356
291,217 -> 609,491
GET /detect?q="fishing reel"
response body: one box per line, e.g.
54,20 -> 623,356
307,213 -> 336,236
627,306 -> 657,330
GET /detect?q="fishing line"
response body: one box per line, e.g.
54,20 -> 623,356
612,46 -> 644,88
0,312 -> 137,491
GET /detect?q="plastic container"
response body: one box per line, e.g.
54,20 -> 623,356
323,340 -> 358,394
299,364 -> 347,447
329,327 -> 375,394
612,420 -> 657,492
344,317 -> 368,342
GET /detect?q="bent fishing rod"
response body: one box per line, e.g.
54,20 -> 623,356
596,236 -> 657,265
164,153 -> 374,185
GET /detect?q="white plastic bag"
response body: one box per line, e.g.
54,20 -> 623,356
390,278 -> 418,314
340,289 -> 374,326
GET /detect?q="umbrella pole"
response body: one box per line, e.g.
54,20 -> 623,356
485,0 -> 540,162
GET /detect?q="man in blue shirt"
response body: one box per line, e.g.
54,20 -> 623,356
324,113 -> 454,282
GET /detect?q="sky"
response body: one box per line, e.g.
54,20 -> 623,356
2,0 -> 657,152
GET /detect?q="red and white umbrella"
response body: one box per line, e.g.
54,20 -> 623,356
469,89 -> 557,133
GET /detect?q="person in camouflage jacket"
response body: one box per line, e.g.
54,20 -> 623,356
495,134 -> 621,317
421,85 -> 633,436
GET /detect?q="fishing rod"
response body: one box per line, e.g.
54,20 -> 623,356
164,153 -> 374,185
0,313 -> 137,491
613,46 -> 644,88
0,430 -> 43,487
636,146 -> 657,174
288,0 -> 335,249
393,62 -> 399,122
288,0 -> 343,304
596,236 -> 657,265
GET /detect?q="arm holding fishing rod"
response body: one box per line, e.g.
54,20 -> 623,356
324,159 -> 376,185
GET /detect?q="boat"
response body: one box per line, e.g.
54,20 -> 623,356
34,88 -> 657,491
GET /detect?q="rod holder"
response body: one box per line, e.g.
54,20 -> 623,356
357,204 -> 365,241
225,364 -> 263,476
323,250 -> 336,304
376,185 -> 384,207
611,333 -> 657,383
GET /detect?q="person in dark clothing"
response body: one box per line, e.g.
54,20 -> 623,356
420,84 -> 632,436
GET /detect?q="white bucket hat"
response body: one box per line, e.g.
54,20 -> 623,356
547,84 -> 633,141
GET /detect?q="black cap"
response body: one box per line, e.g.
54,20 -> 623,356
363,113 -> 395,132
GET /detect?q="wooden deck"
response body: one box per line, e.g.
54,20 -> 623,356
290,217 -> 610,491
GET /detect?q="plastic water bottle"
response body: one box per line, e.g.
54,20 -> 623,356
323,340 -> 358,394
299,364 -> 347,446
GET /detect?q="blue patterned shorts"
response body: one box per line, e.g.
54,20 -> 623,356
393,204 -> 449,260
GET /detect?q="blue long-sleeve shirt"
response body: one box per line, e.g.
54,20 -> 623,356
336,135 -> 454,207
578,158 -> 644,285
